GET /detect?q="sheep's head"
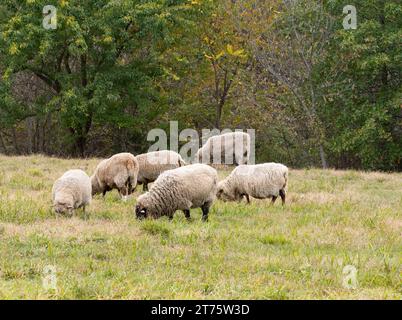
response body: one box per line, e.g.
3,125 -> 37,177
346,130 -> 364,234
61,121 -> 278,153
53,202 -> 74,216
135,204 -> 147,219
216,181 -> 236,202
91,175 -> 102,195
135,195 -> 160,219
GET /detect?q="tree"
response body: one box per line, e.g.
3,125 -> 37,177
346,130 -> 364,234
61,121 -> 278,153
239,0 -> 337,168
0,0 -> 202,156
323,0 -> 402,170
200,0 -> 247,129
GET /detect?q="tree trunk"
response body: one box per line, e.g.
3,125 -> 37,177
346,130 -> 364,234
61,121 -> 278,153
26,118 -> 34,154
42,113 -> 51,154
72,113 -> 93,158
319,144 -> 328,169
33,118 -> 40,153
12,127 -> 21,154
76,136 -> 86,158
0,132 -> 8,154
215,103 -> 223,129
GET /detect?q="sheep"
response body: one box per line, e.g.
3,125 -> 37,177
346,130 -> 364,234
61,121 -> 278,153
135,164 -> 218,221
216,163 -> 288,205
136,150 -> 186,191
195,131 -> 251,166
91,152 -> 139,201
52,169 -> 92,216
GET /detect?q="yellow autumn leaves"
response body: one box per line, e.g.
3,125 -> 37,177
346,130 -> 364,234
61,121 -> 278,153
8,43 -> 19,55
204,43 -> 247,61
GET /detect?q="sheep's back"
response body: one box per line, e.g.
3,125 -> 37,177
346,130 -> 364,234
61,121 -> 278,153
53,170 -> 92,207
156,164 -> 218,208
200,132 -> 250,164
98,153 -> 137,184
137,150 -> 183,182
232,163 -> 287,198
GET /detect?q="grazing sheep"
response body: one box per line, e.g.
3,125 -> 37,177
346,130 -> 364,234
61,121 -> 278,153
52,169 -> 92,216
195,131 -> 251,166
136,150 -> 186,191
91,153 -> 139,201
216,163 -> 288,205
135,164 -> 218,221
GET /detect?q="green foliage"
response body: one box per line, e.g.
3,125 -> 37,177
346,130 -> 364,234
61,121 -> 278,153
0,0 -> 400,170
0,0 -> 204,155
323,0 -> 402,170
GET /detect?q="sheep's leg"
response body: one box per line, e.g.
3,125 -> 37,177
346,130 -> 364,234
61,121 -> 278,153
143,182 -> 148,192
103,185 -> 114,198
83,205 -> 89,220
235,190 -> 243,203
120,187 -> 128,202
127,179 -> 133,195
245,194 -> 250,204
271,196 -> 278,205
102,189 -> 107,198
183,209 -> 191,221
119,186 -> 129,202
201,203 -> 210,222
279,189 -> 286,205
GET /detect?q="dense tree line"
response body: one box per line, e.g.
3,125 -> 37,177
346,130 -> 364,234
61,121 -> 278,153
0,0 -> 401,170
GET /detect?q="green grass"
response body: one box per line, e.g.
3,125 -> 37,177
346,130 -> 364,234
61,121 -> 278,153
0,155 -> 401,299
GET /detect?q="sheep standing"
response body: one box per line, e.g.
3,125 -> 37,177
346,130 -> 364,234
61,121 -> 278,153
217,163 -> 288,205
136,150 -> 186,191
195,131 -> 251,166
135,164 -> 218,221
91,153 -> 139,200
52,169 -> 92,216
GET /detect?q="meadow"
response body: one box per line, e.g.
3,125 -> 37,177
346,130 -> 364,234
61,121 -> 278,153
0,155 -> 400,299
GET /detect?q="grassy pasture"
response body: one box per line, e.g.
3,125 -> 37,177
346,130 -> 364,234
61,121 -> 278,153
0,155 -> 400,299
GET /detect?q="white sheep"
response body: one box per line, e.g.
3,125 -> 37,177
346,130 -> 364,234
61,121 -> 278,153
135,164 -> 218,221
52,169 -> 92,216
195,131 -> 251,166
91,152 -> 139,201
136,150 -> 186,191
216,163 -> 288,205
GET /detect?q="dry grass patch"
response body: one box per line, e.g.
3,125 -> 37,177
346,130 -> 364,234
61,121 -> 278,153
0,218 -> 141,240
